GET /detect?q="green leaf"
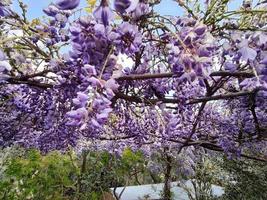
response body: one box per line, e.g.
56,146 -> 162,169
85,0 -> 97,13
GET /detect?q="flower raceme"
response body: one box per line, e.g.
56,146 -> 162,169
114,0 -> 139,14
114,0 -> 150,19
113,22 -> 142,54
0,50 -> 12,82
55,0 -> 80,10
167,18 -> 216,84
43,5 -> 59,17
93,0 -> 114,27
0,0 -> 11,17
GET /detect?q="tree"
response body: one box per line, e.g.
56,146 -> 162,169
0,0 -> 267,198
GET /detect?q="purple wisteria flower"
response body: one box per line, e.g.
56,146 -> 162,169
167,18 -> 216,83
0,50 -> 6,61
72,92 -> 88,107
1,0 -> 266,159
0,7 -> 7,17
114,0 -> 139,14
0,0 -> 11,17
224,62 -> 237,72
238,39 -> 257,62
55,13 -> 68,27
112,22 -> 142,54
66,107 -> 88,126
105,78 -> 120,91
131,2 -> 150,19
0,50 -> 11,79
43,4 -> 59,16
55,0 -> 80,10
93,0 -> 114,27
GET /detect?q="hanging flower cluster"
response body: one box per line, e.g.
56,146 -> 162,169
0,0 -> 266,160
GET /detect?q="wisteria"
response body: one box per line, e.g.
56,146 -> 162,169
0,0 -> 266,164
0,0 -> 11,17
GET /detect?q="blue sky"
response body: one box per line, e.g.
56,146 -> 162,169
11,0 -> 243,20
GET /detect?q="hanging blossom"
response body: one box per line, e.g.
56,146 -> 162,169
114,0 -> 150,19
55,0 -> 80,10
43,4 -> 59,17
93,0 -> 114,27
0,49 -> 12,82
131,0 -> 150,19
0,0 -> 11,17
111,22 -> 143,55
222,31 -> 267,90
166,17 -> 217,85
61,15 -> 120,134
195,30 -> 267,157
40,2 -> 74,46
1,0 -> 267,159
114,0 -> 139,14
65,68 -> 118,131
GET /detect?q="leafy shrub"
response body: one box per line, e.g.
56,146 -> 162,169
220,158 -> 267,200
0,147 -> 147,200
0,149 -> 79,200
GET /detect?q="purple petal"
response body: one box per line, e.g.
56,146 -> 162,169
194,24 -> 206,35
69,25 -> 81,36
43,5 -> 59,16
66,107 -> 88,120
114,0 -> 131,14
105,79 -> 119,91
91,118 -> 101,128
132,2 -> 150,19
0,50 -> 6,61
73,92 -> 88,106
224,62 -> 237,72
239,46 -> 257,62
79,16 -> 92,27
93,6 -> 114,27
0,6 -> 10,17
55,0 -> 80,10
83,64 -> 97,76
260,57 -> 267,65
258,34 -> 267,46
88,77 -> 103,88
0,61 -> 12,71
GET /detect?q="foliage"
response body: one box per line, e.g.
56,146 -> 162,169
185,157 -> 220,200
179,154 -> 267,200
0,147 -> 150,200
77,149 -> 147,199
85,0 -> 97,13
219,158 -> 267,200
0,148 -> 78,200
